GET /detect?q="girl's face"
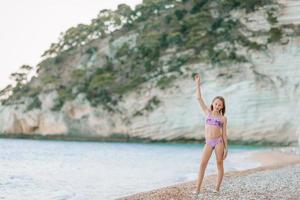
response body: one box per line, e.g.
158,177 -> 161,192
212,99 -> 223,112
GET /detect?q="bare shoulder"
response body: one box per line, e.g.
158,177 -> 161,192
222,115 -> 227,123
204,109 -> 211,117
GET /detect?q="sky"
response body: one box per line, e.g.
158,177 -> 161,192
0,0 -> 142,90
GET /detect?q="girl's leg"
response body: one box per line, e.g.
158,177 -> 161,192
214,141 -> 225,191
195,144 -> 213,192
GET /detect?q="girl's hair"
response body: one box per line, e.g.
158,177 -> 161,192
210,96 -> 226,115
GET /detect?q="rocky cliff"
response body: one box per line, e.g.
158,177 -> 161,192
0,0 -> 299,146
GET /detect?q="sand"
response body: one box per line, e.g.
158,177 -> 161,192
117,147 -> 300,200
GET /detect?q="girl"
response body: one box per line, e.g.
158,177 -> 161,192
192,73 -> 228,198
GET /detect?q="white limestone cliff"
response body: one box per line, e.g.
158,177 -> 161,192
0,0 -> 299,146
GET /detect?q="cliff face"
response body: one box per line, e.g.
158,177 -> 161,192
0,0 -> 299,146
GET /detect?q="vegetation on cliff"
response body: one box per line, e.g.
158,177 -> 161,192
1,0 -> 285,113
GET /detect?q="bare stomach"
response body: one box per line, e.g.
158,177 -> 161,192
205,125 -> 222,140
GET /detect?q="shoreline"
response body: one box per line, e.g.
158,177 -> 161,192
117,147 -> 300,200
0,134 -> 295,146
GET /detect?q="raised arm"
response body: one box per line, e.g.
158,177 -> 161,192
194,73 -> 209,116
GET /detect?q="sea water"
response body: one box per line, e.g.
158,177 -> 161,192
0,138 -> 265,200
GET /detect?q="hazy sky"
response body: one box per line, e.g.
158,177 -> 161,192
0,0 -> 142,90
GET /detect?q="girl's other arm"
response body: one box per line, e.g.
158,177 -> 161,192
222,116 -> 228,160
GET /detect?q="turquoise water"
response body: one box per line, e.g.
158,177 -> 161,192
0,139 -> 266,200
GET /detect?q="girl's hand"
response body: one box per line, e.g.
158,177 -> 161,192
194,73 -> 200,85
223,147 -> 228,160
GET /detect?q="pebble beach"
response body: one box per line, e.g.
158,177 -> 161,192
118,147 -> 300,200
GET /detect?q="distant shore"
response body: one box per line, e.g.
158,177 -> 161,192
0,134 -> 296,146
117,147 -> 300,200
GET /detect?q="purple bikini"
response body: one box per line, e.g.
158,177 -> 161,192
205,112 -> 223,149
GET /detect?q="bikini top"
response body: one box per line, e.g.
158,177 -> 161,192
205,112 -> 223,129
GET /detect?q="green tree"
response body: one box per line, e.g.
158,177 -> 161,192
0,84 -> 13,99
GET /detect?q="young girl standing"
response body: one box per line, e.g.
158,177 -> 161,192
192,73 -> 228,198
